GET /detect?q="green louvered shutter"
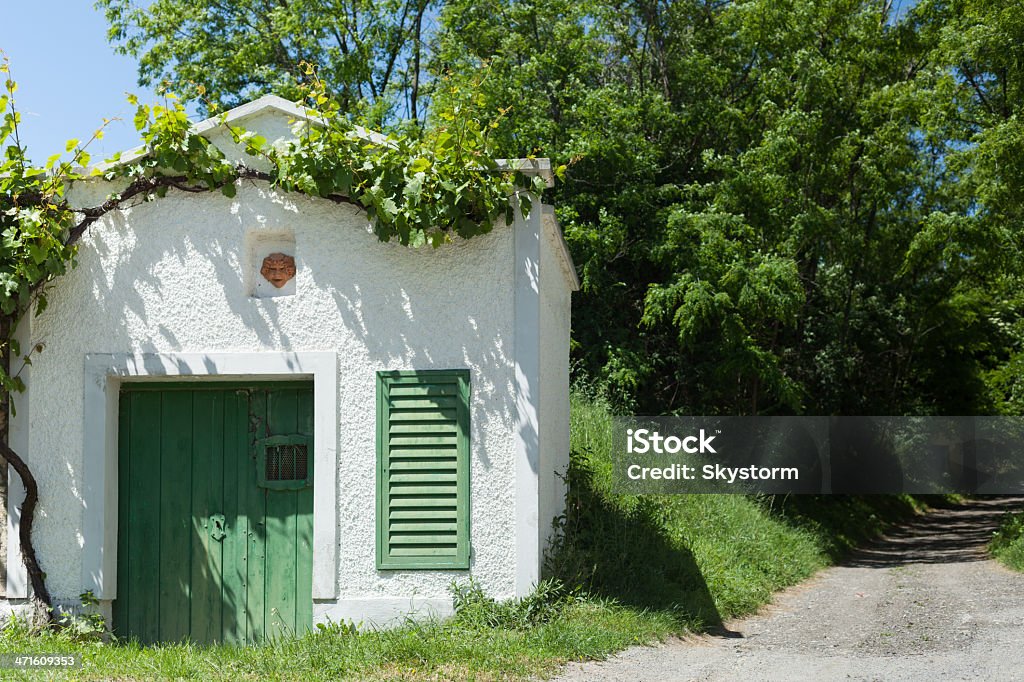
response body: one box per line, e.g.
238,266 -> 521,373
376,370 -> 471,569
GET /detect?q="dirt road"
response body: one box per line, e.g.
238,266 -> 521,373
551,497 -> 1024,682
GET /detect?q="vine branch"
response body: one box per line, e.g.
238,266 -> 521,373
0,440 -> 52,620
65,167 -> 363,249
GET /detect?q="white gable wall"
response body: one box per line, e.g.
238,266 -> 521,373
8,180 -> 522,623
3,98 -> 576,627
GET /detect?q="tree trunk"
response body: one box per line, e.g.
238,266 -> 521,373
0,325 -> 52,622
410,1 -> 427,123
0,440 -> 52,619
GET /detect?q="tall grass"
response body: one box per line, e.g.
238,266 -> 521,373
0,600 -> 681,681
547,390 -> 926,623
0,389 -> 927,680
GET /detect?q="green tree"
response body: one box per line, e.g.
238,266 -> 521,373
915,0 -> 1024,414
98,0 -> 435,123
101,0 -> 1024,417
435,0 -> 1021,416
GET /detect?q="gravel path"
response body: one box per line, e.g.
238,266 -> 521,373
551,497 -> 1024,682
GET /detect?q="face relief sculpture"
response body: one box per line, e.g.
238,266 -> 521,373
260,253 -> 297,288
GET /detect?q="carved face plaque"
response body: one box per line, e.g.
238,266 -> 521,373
260,252 -> 296,288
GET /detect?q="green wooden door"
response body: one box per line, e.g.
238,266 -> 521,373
115,383 -> 314,644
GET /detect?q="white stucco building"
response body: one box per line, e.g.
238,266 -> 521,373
1,96 -> 578,643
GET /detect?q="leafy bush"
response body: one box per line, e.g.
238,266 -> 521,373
991,512 -> 1024,571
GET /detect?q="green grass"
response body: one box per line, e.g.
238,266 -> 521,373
0,389 -> 929,680
548,390 -> 924,627
990,512 -> 1024,571
0,599 -> 678,681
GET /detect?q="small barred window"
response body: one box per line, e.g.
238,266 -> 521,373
265,444 -> 308,481
256,435 -> 312,490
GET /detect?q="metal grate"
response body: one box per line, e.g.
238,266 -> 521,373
265,444 -> 308,482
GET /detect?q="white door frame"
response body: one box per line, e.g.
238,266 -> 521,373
77,351 -> 339,601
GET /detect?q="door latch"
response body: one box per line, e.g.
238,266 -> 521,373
209,513 -> 227,541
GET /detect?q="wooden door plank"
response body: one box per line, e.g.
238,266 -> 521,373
158,391 -> 194,642
245,389 -> 268,641
127,391 -> 162,643
265,496 -> 298,638
189,390 -> 224,643
222,390 -> 249,645
265,388 -> 299,638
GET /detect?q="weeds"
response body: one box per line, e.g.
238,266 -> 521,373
451,578 -> 577,630
991,512 -> 1024,571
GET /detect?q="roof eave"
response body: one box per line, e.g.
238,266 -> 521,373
84,95 -> 555,186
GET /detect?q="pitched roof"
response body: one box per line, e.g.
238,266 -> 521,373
85,94 -> 575,289
93,94 -> 554,187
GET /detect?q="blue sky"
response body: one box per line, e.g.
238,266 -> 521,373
1,2 -> 181,163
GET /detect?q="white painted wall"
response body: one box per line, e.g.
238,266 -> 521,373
512,197 -> 542,596
11,184 -> 520,621
3,101 -> 576,627
538,207 -> 575,562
